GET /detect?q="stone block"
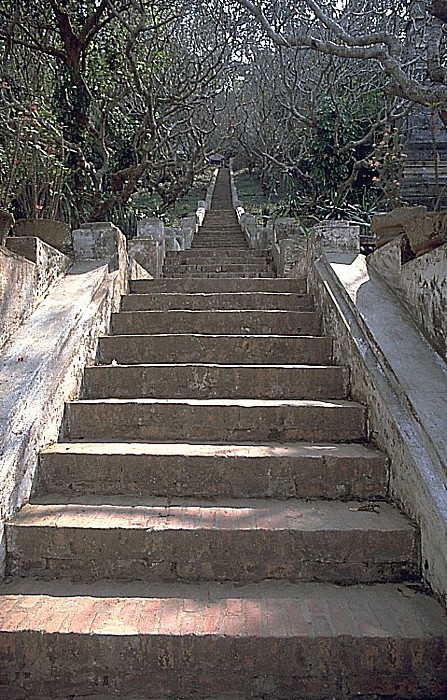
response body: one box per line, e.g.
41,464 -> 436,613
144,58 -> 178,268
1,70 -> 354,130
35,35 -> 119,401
275,218 -> 298,242
371,207 -> 427,249
128,238 -> 164,278
72,221 -> 127,294
0,238 -> 71,351
311,221 -> 360,254
13,218 -> 72,254
136,217 -> 165,241
276,236 -> 308,277
129,258 -> 152,281
403,211 -> 447,256
181,216 -> 195,248
165,227 -> 182,251
0,209 -> 14,246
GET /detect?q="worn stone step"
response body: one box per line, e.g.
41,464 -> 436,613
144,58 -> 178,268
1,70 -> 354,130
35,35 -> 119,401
163,272 -> 275,278
163,259 -> 271,269
6,497 -> 419,583
1,578 -> 445,698
167,249 -> 269,259
83,364 -> 349,400
191,240 -> 246,245
194,228 -> 242,233
120,292 -> 314,312
63,398 -> 366,443
131,278 -> 306,293
38,442 -> 388,500
162,264 -> 271,274
111,310 -> 320,336
192,239 -> 246,244
98,333 -> 333,365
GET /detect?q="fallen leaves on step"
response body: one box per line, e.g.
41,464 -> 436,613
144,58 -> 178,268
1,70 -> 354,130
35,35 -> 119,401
349,503 -> 380,513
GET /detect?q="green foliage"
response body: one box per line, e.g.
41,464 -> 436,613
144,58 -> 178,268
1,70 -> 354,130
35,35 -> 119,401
306,92 -> 381,197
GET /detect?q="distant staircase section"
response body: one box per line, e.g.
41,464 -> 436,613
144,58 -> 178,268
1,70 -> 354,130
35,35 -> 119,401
163,167 -> 275,278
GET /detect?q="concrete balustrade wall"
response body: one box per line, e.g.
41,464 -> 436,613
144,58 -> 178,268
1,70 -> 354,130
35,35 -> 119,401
0,222 -> 138,578
230,170 -> 271,250
0,238 -> 71,352
369,236 -> 447,362
292,221 -> 447,604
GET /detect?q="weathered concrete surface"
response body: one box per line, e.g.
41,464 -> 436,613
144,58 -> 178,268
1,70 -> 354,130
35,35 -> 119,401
98,333 -> 334,366
111,309 -> 321,336
13,218 -> 72,254
0,238 -> 71,351
128,257 -> 152,281
369,237 -> 447,361
7,496 -> 419,583
371,207 -> 427,248
273,235 -> 308,278
121,291 -> 313,311
83,363 -> 350,400
1,579 -> 446,699
39,441 -> 388,500
310,252 -> 447,604
0,262 -> 121,577
128,238 -> 165,278
73,222 -> 127,295
136,217 -> 164,240
131,277 -> 307,293
63,397 -> 367,443
273,220 -> 360,280
0,208 -> 14,246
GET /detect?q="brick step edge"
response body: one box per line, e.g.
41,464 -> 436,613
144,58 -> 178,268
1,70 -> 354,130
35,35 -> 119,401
0,579 -> 446,698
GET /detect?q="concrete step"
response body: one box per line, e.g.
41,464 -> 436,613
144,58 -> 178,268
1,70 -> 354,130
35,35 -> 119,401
111,310 -> 321,336
38,441 -> 388,500
194,228 -> 243,232
98,333 -> 333,365
82,363 -> 350,400
63,398 -> 367,443
1,578 -> 445,698
120,292 -> 314,312
6,497 -> 419,583
163,272 -> 275,278
163,258 -> 271,268
166,249 -> 269,259
190,246 -> 249,251
162,264 -> 271,274
130,278 -> 306,293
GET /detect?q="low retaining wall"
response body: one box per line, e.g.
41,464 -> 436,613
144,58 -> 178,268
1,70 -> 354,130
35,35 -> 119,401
369,236 -> 447,361
297,223 -> 447,604
0,222 -> 129,578
1,238 -> 71,351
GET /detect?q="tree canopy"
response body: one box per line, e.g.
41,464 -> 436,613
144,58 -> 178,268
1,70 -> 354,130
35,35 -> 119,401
0,0 -> 445,229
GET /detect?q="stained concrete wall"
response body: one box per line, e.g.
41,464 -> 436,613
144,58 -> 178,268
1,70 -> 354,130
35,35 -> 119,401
369,237 -> 447,361
303,229 -> 447,604
0,238 -> 71,351
0,223 -> 130,578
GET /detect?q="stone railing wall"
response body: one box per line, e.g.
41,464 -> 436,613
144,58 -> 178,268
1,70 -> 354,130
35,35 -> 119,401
271,218 -> 447,603
0,220 -> 155,577
230,169 -> 272,250
1,238 -> 71,352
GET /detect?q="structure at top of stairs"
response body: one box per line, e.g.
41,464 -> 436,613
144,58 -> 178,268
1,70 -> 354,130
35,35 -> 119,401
0,167 -> 446,699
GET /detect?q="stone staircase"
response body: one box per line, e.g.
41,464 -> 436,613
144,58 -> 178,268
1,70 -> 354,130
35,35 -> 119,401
1,173 -> 447,699
163,169 -> 274,278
